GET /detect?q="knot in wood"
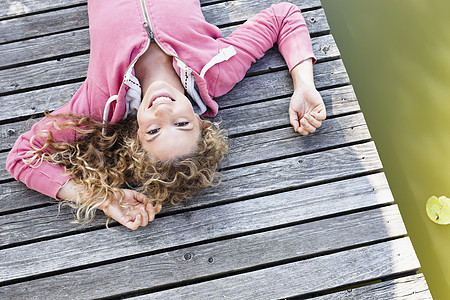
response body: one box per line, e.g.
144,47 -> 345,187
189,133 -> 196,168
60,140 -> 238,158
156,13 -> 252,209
183,253 -> 193,261
208,257 -> 214,264
309,17 -> 316,23
321,45 -> 330,53
7,129 -> 16,136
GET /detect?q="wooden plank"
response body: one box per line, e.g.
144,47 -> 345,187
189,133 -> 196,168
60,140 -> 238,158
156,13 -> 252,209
0,0 -> 288,20
192,141 -> 382,208
0,0 -> 86,20
0,29 -> 90,69
215,85 -> 360,136
0,54 -> 88,96
0,26 -> 337,72
202,0 -> 322,27
0,83 -> 76,123
0,181 -> 53,214
0,34 -> 339,116
224,113 -> 370,167
0,113 -> 372,241
0,55 -> 348,108
0,37 -> 340,97
246,34 -> 339,75
315,274 -> 432,299
0,141 -> 382,245
0,110 -> 365,213
0,1 -> 324,44
0,152 -> 10,181
1,135 -> 380,201
217,59 -> 350,106
0,84 -> 359,152
0,6 -> 89,44
0,172 -> 394,282
130,238 -> 420,299
0,205 -> 406,298
0,118 -> 38,152
1,109 -> 367,179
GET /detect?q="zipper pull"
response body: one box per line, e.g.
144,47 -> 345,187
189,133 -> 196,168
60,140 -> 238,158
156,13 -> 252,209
143,22 -> 155,41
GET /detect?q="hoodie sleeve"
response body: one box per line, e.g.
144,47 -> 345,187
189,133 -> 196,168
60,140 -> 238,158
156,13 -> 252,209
5,78 -> 106,199
214,2 -> 315,97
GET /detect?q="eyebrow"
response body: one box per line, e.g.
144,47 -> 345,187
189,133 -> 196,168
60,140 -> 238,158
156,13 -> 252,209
146,126 -> 195,142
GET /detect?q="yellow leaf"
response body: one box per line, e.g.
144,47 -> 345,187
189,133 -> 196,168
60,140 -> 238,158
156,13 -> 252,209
426,196 -> 450,225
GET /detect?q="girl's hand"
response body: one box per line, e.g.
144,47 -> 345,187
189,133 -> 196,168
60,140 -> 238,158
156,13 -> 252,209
289,58 -> 326,135
289,88 -> 326,135
101,189 -> 162,230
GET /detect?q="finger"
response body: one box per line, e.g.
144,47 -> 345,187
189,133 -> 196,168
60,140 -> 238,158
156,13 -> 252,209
300,117 -> 317,134
134,192 -> 150,204
140,206 -> 149,226
297,125 -> 309,136
146,203 -> 157,222
311,106 -> 326,121
127,214 -> 141,230
305,114 -> 322,128
155,204 -> 162,214
288,108 -> 300,131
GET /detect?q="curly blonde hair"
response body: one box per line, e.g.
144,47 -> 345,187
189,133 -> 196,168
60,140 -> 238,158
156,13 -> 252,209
25,112 -> 228,224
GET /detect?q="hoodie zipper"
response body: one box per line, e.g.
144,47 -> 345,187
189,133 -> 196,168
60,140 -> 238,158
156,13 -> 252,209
123,0 -> 189,80
142,22 -> 154,41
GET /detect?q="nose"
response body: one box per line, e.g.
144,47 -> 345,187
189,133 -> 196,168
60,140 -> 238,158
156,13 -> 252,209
153,104 -> 174,122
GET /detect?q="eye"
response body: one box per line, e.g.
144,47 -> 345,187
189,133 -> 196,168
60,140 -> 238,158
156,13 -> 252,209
147,128 -> 160,135
175,122 -> 189,127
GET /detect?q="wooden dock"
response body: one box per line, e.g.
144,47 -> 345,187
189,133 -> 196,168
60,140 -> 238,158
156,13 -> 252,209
0,0 -> 432,299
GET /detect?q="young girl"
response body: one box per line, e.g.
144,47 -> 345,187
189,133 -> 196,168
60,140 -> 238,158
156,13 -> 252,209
6,0 -> 326,230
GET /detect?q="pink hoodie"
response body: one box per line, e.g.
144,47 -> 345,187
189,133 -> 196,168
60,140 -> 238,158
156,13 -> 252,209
6,0 -> 315,199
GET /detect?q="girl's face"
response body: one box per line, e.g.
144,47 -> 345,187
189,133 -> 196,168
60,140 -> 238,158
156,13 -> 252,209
137,80 -> 201,161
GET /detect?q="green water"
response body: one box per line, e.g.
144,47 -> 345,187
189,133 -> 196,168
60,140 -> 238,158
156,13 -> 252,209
321,0 -> 450,298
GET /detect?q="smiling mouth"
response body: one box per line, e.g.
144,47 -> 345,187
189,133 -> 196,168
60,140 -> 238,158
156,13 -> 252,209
149,95 -> 175,108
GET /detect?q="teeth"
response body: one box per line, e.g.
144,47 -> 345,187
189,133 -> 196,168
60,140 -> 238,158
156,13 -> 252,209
151,96 -> 173,106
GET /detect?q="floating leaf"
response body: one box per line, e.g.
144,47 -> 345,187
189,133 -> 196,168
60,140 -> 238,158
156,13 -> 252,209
426,196 -> 450,225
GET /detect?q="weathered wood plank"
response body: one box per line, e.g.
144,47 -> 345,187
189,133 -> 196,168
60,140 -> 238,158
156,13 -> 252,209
217,59 -> 350,106
0,56 -> 347,112
0,152 -> 10,181
0,181 -> 53,214
0,54 -> 88,96
192,141 -> 382,208
0,35 -> 339,115
0,29 -> 90,69
0,0 -> 85,20
1,107 -> 366,180
0,142 -> 383,246
131,238 -> 420,299
0,172 -> 394,282
0,0 -> 223,20
0,25 -> 337,72
1,136 -> 380,204
215,85 -> 359,136
0,205 -> 405,299
0,84 -> 358,152
0,83 -> 77,124
0,0 -> 315,20
0,111 -> 365,213
224,113 -> 370,167
0,113 -> 372,242
315,274 -> 432,299
0,1 -> 325,44
202,0 -> 322,27
246,34 -> 340,75
0,6 -> 89,44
